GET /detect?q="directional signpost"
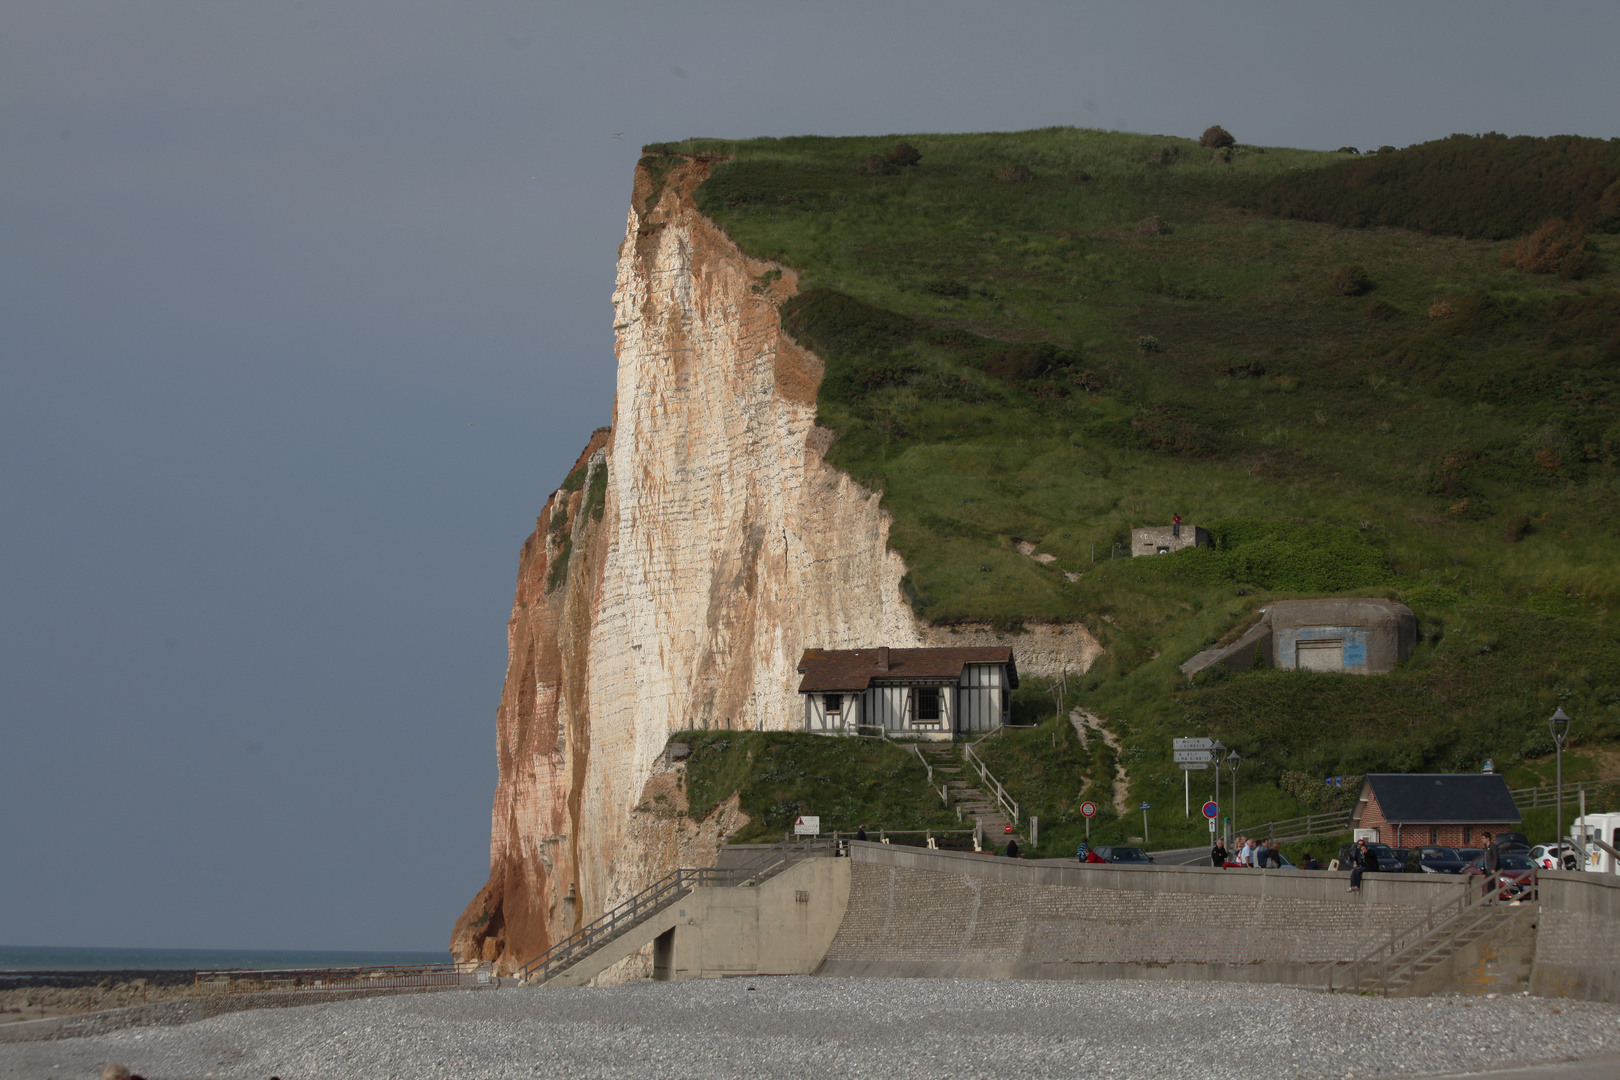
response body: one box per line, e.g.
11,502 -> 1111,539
1140,802 -> 1152,845
1080,799 -> 1097,841
1173,738 -> 1216,817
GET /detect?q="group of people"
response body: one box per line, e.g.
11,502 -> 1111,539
1210,836 -> 1323,871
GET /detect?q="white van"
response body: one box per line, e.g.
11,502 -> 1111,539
1570,812 -> 1620,874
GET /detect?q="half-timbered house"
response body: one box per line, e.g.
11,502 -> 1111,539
796,646 -> 1018,739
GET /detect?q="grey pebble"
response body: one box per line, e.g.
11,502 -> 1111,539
1,977 -> 1616,1080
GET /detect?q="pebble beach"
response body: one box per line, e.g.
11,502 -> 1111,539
3,977 -> 1619,1080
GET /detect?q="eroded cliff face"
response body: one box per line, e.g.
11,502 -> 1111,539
452,158 -> 1101,976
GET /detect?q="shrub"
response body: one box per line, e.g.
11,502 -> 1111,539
1148,145 -> 1180,166
1327,263 -> 1373,296
1428,299 -> 1456,320
1199,125 -> 1235,149
1136,215 -> 1171,236
1069,169 -> 1093,182
924,279 -> 970,299
886,142 -> 922,167
1502,514 -> 1533,543
1336,146 -> 1360,155
1597,179 -> 1620,233
984,344 -> 1064,382
993,164 -> 1034,183
863,154 -> 890,176
1503,218 -> 1595,278
1136,335 -> 1162,353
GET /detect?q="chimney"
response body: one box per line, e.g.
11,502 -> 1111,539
877,646 -> 890,672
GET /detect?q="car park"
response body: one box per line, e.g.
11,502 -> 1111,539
1402,846 -> 1469,874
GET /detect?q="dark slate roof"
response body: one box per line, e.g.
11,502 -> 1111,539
796,647 -> 1016,693
1360,773 -> 1522,825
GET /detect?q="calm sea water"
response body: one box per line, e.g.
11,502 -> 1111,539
0,945 -> 451,972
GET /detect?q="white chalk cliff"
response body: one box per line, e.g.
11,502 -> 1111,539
451,157 -> 1100,976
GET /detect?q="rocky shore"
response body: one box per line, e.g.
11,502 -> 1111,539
0,972 -> 200,1026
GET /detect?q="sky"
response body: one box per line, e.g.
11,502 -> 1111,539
2,2 -> 1617,954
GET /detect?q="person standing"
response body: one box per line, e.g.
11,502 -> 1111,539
1172,513 -> 1183,539
1238,836 -> 1254,867
1211,837 -> 1228,866
1254,838 -> 1273,869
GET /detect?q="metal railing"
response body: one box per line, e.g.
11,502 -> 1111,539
962,738 -> 1020,827
518,836 -> 833,984
1336,870 -> 1529,995
1509,777 -> 1619,810
1240,809 -> 1353,844
194,964 -> 469,995
908,744 -> 952,806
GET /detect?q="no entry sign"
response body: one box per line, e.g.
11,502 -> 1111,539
1202,801 -> 1219,820
1079,801 -> 1098,818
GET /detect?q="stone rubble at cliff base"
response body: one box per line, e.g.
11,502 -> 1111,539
2,978 -> 1617,1080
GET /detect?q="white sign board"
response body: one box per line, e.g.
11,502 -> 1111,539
1174,749 -> 1213,764
1178,762 -> 1209,771
793,815 -> 820,836
1173,738 -> 1215,751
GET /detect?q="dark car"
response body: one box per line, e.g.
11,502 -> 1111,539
1095,846 -> 1154,864
1499,832 -> 1530,848
1456,847 -> 1485,862
1337,842 -> 1403,872
1465,852 -> 1537,898
1402,845 -> 1469,874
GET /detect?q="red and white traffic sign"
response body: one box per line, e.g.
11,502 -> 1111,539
1202,801 -> 1219,820
1079,801 -> 1098,819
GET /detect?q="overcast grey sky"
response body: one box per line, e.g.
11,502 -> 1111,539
2,2 -> 1616,954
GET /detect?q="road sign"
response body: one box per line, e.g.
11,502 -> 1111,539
1202,801 -> 1219,819
1208,817 -> 1217,834
1079,801 -> 1097,818
1178,762 -> 1210,771
1174,749 -> 1214,764
1140,802 -> 1151,810
793,815 -> 820,835
1173,738 -> 1215,751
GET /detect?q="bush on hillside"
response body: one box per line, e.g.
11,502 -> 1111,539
1164,518 -> 1391,593
993,164 -> 1034,183
1327,263 -> 1373,296
984,344 -> 1066,382
1598,179 -> 1620,233
1501,218 -> 1598,279
886,142 -> 922,167
1136,215 -> 1171,236
1199,125 -> 1235,149
1243,133 -> 1620,239
1336,146 -> 1360,155
1148,145 -> 1180,166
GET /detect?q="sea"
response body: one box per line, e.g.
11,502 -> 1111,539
0,945 -> 451,973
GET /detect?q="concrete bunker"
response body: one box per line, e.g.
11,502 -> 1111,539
1181,598 -> 1416,679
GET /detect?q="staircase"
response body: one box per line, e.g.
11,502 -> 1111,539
918,741 -> 1023,845
1339,873 -> 1536,997
518,837 -> 832,986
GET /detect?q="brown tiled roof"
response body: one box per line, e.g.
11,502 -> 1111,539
796,647 -> 1016,693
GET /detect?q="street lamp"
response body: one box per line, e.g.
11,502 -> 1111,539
1551,708 -> 1572,847
1228,750 -> 1242,846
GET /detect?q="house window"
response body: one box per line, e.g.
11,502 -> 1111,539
1463,827 -> 1472,845
823,694 -> 842,715
1429,827 -> 1438,844
914,687 -> 941,722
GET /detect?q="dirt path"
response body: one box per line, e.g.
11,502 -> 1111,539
1071,708 -> 1131,816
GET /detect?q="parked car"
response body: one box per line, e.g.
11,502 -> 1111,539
1456,847 -> 1485,863
1530,843 -> 1582,871
1465,852 -> 1537,899
1337,843 -> 1404,872
1402,846 -> 1469,874
1095,846 -> 1154,864
1500,831 -> 1530,848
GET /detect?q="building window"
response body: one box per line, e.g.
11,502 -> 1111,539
915,686 -> 940,722
823,694 -> 842,715
1430,827 -> 1438,844
1463,827 -> 1472,845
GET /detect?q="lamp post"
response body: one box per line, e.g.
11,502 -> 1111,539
1211,739 -> 1226,843
1228,750 -> 1242,847
1551,707 -> 1572,846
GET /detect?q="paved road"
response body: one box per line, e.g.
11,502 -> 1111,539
3,977 -> 1616,1080
1148,845 -> 1212,866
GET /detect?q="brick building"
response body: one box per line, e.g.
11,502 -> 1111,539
1350,773 -> 1522,848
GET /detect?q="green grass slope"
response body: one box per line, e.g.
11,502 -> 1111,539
644,127 -> 1620,848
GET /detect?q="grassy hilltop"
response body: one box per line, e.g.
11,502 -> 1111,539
644,127 -> 1620,850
